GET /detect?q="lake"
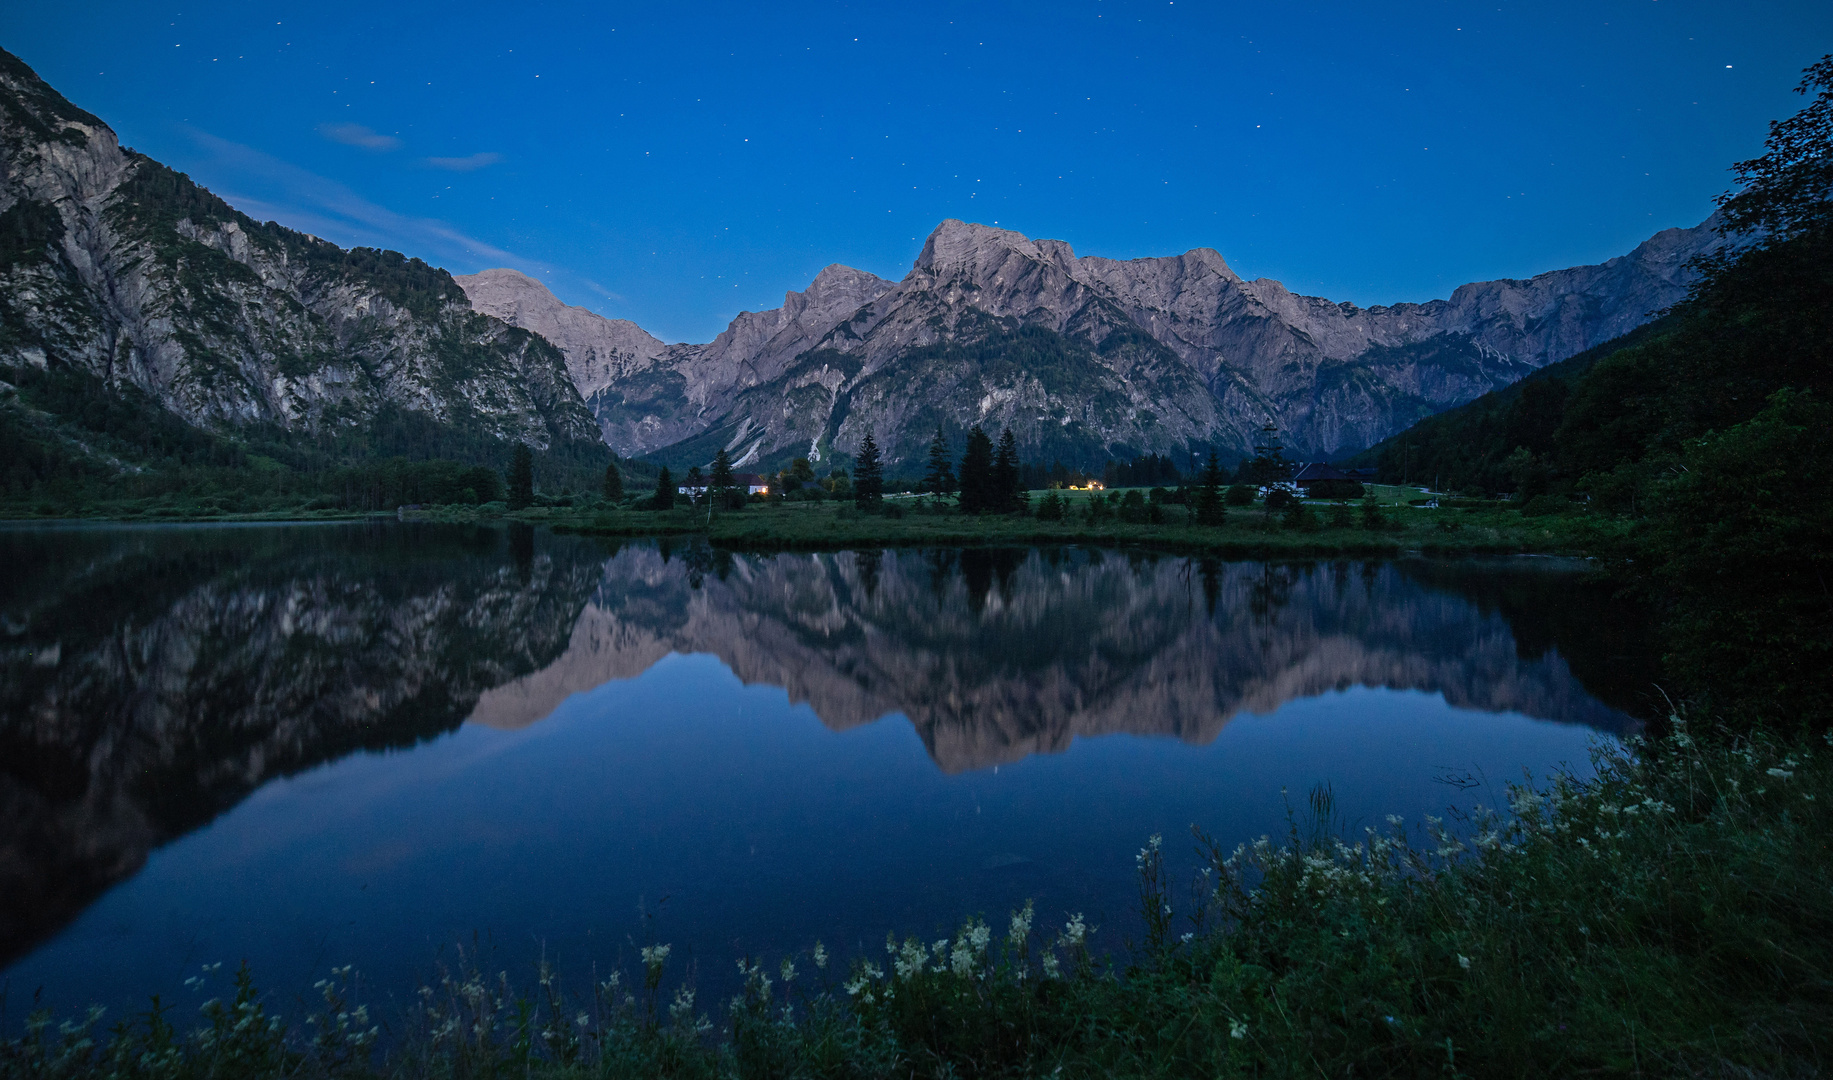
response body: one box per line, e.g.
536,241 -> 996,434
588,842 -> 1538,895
0,523 -> 1655,1016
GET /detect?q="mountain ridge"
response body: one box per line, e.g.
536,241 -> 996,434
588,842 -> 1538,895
0,47 -> 601,468
467,215 -> 1727,471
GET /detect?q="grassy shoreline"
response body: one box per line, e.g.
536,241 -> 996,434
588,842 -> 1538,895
4,718 -> 1826,1078
0,487 -> 1633,559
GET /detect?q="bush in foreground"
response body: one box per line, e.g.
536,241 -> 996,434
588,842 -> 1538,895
5,718 -> 1828,1078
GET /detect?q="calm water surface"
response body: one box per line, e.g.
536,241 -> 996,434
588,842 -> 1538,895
0,523 -> 1655,1014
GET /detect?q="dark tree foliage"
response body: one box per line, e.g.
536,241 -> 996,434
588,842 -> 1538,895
683,466 -> 705,505
1305,479 -> 1367,500
1354,321 -> 1670,495
853,431 -> 884,510
923,425 -> 956,500
1025,460 -> 1097,490
1225,484 -> 1257,507
992,428 -> 1026,513
602,462 -> 623,501
1033,489 -> 1066,522
651,467 -> 675,510
0,198 -> 65,272
1102,453 -> 1181,489
330,458 -> 503,511
708,447 -> 735,507
956,426 -> 996,513
1354,60 -> 1833,725
506,444 -> 535,510
1641,391 -> 1833,725
1195,451 -> 1227,526
1718,54 -> 1833,239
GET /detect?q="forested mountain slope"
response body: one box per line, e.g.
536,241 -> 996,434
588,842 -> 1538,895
0,48 -> 607,504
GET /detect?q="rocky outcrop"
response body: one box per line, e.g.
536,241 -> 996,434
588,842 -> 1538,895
454,267 -> 667,400
0,49 -> 600,451
460,264 -> 894,458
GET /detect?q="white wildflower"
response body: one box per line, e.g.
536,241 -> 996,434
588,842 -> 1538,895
779,959 -> 797,984
1229,1019 -> 1248,1039
1062,913 -> 1087,947
640,944 -> 671,969
894,939 -> 927,979
812,942 -> 828,970
1457,954 -> 1471,970
1008,900 -> 1034,946
968,922 -> 991,953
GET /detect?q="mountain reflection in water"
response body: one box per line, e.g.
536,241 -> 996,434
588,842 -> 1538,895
0,524 -> 1651,973
470,545 -> 1647,773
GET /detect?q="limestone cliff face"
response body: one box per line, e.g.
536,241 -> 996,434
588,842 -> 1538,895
461,264 -> 894,458
468,548 -> 1636,772
702,218 -> 1725,467
454,267 -> 668,400
0,49 -> 599,450
466,213 -> 1724,469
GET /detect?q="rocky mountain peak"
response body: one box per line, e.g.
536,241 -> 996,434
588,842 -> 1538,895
914,218 -> 1080,281
455,267 -> 665,398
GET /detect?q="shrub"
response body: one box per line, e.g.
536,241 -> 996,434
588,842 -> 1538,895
1225,484 -> 1257,507
1519,494 -> 1570,517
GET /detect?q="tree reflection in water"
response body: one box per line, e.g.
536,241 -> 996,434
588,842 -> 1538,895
0,527 -> 1652,971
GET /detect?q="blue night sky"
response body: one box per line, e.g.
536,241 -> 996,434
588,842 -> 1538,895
5,1 -> 1829,343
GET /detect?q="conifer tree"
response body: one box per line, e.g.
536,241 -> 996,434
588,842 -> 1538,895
992,428 -> 1025,513
957,425 -> 995,513
923,424 -> 956,501
709,448 -> 735,508
652,466 -> 674,510
854,431 -> 884,510
602,461 -> 623,502
1196,451 -> 1227,526
506,443 -> 534,510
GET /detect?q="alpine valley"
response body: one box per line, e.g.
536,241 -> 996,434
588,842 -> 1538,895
1,44 -> 1727,482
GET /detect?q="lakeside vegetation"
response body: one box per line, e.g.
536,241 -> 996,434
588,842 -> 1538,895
4,717 -> 1826,1078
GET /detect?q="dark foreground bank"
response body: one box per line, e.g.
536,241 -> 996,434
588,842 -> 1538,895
3,716 -> 1826,1079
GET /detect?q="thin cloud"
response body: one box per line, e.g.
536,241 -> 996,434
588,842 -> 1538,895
182,128 -> 537,272
317,122 -> 400,151
426,152 -> 503,172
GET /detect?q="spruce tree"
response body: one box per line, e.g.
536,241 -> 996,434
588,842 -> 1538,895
602,461 -> 623,502
709,448 -> 735,508
957,425 -> 995,513
683,466 -> 705,506
992,428 -> 1024,513
923,425 -> 955,501
1196,451 -> 1227,525
652,466 -> 674,510
506,443 -> 534,510
854,431 -> 884,510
